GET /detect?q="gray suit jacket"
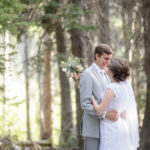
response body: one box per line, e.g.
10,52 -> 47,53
80,63 -> 110,138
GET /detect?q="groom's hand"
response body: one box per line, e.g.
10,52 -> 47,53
105,110 -> 119,121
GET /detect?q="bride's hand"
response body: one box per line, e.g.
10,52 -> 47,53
104,67 -> 108,74
91,96 -> 99,110
91,96 -> 96,104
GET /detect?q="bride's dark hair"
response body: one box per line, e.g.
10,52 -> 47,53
108,58 -> 130,82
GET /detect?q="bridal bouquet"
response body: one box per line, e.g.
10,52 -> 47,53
60,56 -> 85,83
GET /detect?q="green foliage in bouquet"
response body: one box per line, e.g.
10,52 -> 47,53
60,55 -> 85,83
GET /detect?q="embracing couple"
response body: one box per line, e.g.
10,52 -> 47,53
79,44 -> 140,150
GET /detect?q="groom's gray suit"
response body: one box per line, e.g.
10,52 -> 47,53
80,63 -> 110,150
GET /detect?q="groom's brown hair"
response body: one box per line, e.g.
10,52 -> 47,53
94,44 -> 113,60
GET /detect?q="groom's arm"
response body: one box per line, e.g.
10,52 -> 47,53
80,71 -> 101,119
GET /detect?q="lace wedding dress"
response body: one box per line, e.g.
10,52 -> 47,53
100,80 -> 139,150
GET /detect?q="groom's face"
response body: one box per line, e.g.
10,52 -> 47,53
96,53 -> 112,69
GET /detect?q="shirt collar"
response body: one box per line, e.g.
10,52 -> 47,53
93,63 -> 104,73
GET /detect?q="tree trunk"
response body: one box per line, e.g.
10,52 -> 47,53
24,34 -> 31,141
141,0 -> 150,149
2,31 -> 10,131
98,0 -> 111,45
37,37 -> 43,139
132,1 -> 144,128
69,0 -> 87,148
55,21 -> 73,146
71,29 -> 83,148
70,28 -> 84,149
2,59 -> 6,131
81,0 -> 96,66
120,0 -> 135,61
41,32 -> 52,139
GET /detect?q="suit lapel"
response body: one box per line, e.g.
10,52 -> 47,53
90,64 -> 107,89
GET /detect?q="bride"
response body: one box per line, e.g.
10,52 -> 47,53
92,58 -> 140,150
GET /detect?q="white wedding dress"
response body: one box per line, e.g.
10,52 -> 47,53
100,80 -> 139,150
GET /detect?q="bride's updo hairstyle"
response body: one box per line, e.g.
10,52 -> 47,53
108,58 -> 130,82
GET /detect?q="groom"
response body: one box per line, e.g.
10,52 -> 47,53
80,44 -> 119,150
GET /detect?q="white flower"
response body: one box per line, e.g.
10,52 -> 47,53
62,68 -> 67,72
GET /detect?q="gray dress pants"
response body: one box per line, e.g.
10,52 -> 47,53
84,137 -> 100,150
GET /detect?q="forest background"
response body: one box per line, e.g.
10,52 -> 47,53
0,0 -> 150,150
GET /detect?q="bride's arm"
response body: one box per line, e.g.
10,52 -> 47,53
92,88 -> 115,115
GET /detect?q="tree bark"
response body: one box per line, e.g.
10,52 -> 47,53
98,0 -> 111,45
69,0 -> 89,148
141,0 -> 150,149
37,37 -> 43,139
120,0 -> 135,61
24,34 -> 31,141
81,0 -> 97,66
55,21 -> 73,145
2,31 -> 10,132
41,32 -> 52,139
132,1 -> 144,128
70,28 -> 84,149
